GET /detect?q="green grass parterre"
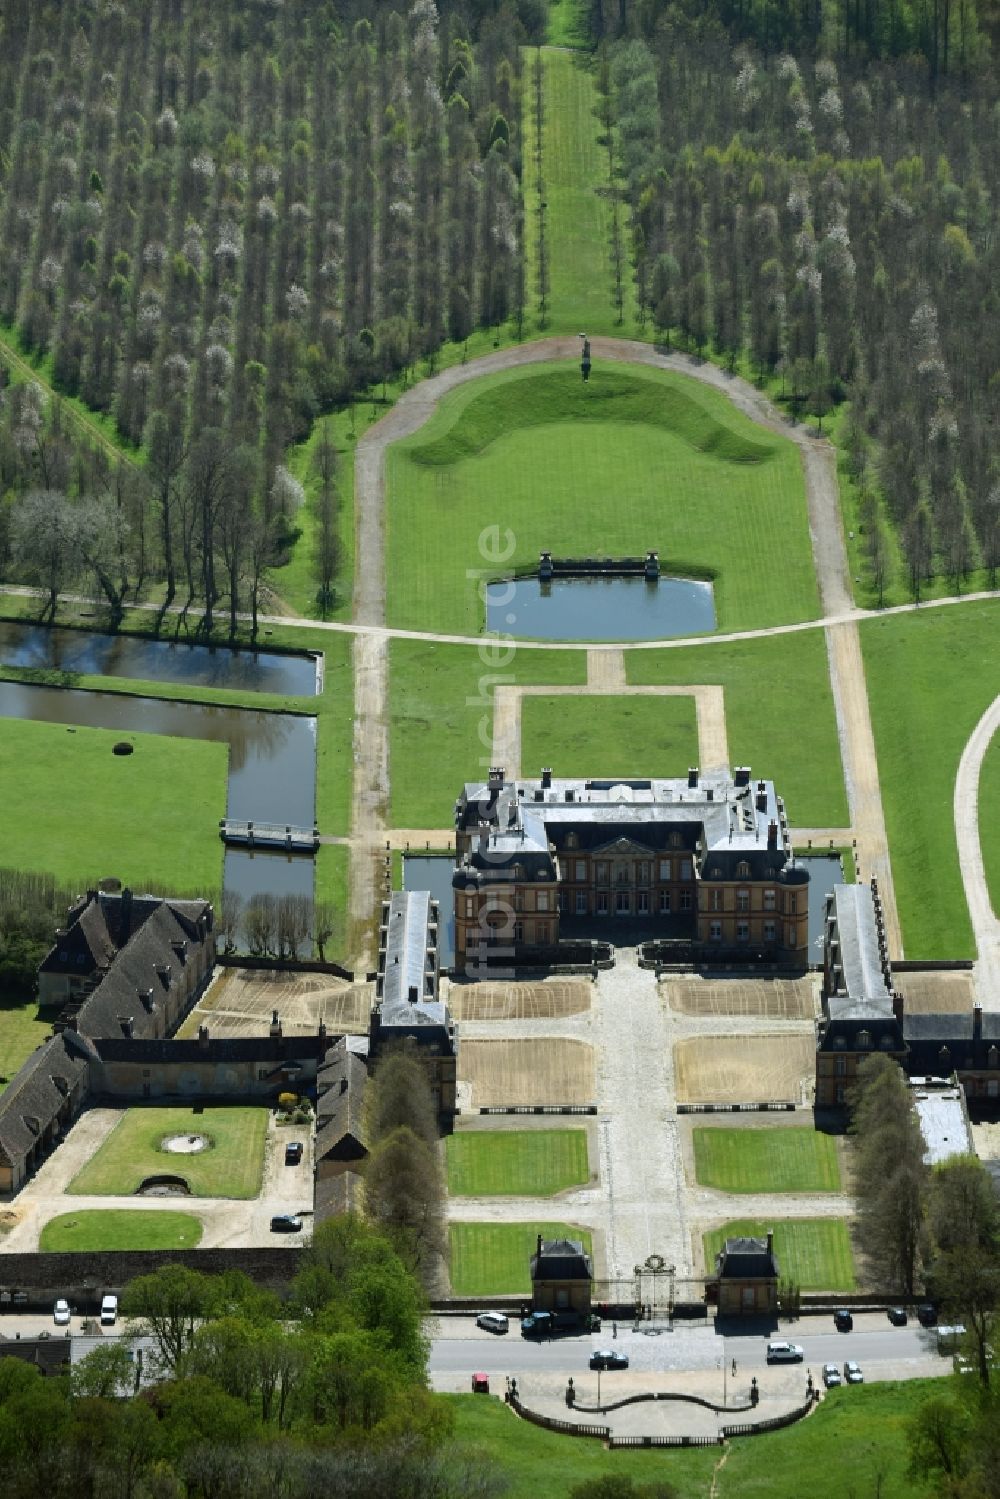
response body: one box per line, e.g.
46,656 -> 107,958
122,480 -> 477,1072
445,1129 -> 590,1197
703,1218 -> 856,1291
692,1127 -> 842,1193
68,1107 -> 268,1200
39,1209 -> 203,1252
448,1221 -> 593,1296
387,363 -> 817,638
627,630 -> 849,827
521,693 -> 699,781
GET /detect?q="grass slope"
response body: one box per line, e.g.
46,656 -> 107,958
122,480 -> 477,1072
387,363 -> 815,637
389,641 -> 586,827
68,1107 -> 268,1200
522,693 -> 698,779
446,1129 -> 589,1196
449,1221 -> 593,1296
628,631 -> 849,827
692,1127 -> 841,1193
0,1001 -> 52,1092
446,1381 -> 937,1499
0,718 -> 227,894
861,600 -> 1000,957
40,1209 -> 203,1251
703,1219 -> 856,1291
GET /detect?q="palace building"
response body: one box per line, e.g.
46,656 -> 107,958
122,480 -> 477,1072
452,765 -> 809,969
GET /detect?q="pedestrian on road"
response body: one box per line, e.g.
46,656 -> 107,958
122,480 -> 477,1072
613,1321 -> 617,1339
731,1358 -> 737,1378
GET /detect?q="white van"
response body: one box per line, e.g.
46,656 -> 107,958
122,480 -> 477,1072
100,1294 -> 119,1327
766,1340 -> 804,1363
476,1311 -> 509,1334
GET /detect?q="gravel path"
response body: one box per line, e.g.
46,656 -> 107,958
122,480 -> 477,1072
954,694 -> 1000,1008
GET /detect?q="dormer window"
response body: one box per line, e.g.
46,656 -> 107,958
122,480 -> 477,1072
737,861 -> 751,879
857,1029 -> 871,1049
566,832 -> 578,849
670,832 -> 682,848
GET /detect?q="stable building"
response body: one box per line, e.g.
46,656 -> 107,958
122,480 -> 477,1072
816,879 -> 906,1107
370,891 -> 458,1119
453,766 -> 809,969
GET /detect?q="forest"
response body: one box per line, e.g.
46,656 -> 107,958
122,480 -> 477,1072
0,0 -> 529,627
604,5 -> 1000,601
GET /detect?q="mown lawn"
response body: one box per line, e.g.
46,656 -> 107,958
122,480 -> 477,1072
388,640 -> 586,827
386,363 -> 816,637
0,1000 -> 51,1092
449,1222 -> 593,1296
68,1107 -> 268,1200
861,600 -> 1000,957
703,1219 -> 856,1291
0,718 -> 227,895
628,629 -> 848,827
692,1127 -> 841,1194
446,1130 -> 589,1197
39,1209 -> 203,1252
521,693 -> 699,780
444,1379 -> 940,1498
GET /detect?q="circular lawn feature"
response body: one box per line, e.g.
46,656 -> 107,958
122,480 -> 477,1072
161,1132 -> 211,1154
39,1209 -> 203,1252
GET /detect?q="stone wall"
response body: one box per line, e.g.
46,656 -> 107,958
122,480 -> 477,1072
0,1248 -> 304,1306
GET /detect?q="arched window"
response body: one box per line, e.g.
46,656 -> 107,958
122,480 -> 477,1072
857,1029 -> 871,1049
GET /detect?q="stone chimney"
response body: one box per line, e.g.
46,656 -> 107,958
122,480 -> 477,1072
536,1233 -> 543,1259
688,767 -> 699,788
198,1024 -> 209,1048
541,768 -> 552,789
974,1002 -> 983,1043
766,1229 -> 774,1259
270,1009 -> 282,1039
408,985 -> 419,1004
120,886 -> 133,941
767,820 -> 778,850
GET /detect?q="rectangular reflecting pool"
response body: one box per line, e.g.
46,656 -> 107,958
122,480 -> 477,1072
0,621 -> 319,695
485,576 -> 716,641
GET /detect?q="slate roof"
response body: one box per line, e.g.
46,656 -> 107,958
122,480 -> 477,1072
0,1033 -> 90,1167
716,1236 -> 780,1279
317,1038 -> 369,1122
315,1038 -> 369,1158
903,1010 -> 1000,1075
0,1335 -> 72,1375
314,1164 -> 364,1223
530,1237 -> 593,1281
826,884 -> 893,1022
455,770 -> 797,886
376,891 -> 450,1031
71,901 -> 212,1042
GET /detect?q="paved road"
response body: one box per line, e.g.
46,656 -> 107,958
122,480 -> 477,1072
428,1313 -> 946,1379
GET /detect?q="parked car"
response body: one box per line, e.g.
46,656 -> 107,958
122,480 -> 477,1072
917,1303 -> 938,1326
476,1312 -> 509,1335
100,1295 -> 118,1327
822,1362 -> 842,1388
843,1361 -> 864,1384
590,1349 -> 629,1371
887,1307 -> 908,1326
53,1299 -> 71,1326
284,1141 -> 303,1166
834,1308 -> 853,1331
270,1214 -> 303,1233
766,1341 -> 804,1364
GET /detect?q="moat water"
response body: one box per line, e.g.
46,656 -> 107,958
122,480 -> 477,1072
0,620 -> 319,696
801,853 -> 846,958
402,854 -> 456,969
0,680 -> 318,908
485,576 -> 716,640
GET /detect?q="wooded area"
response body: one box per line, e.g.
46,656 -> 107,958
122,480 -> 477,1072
606,12 -> 1000,600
